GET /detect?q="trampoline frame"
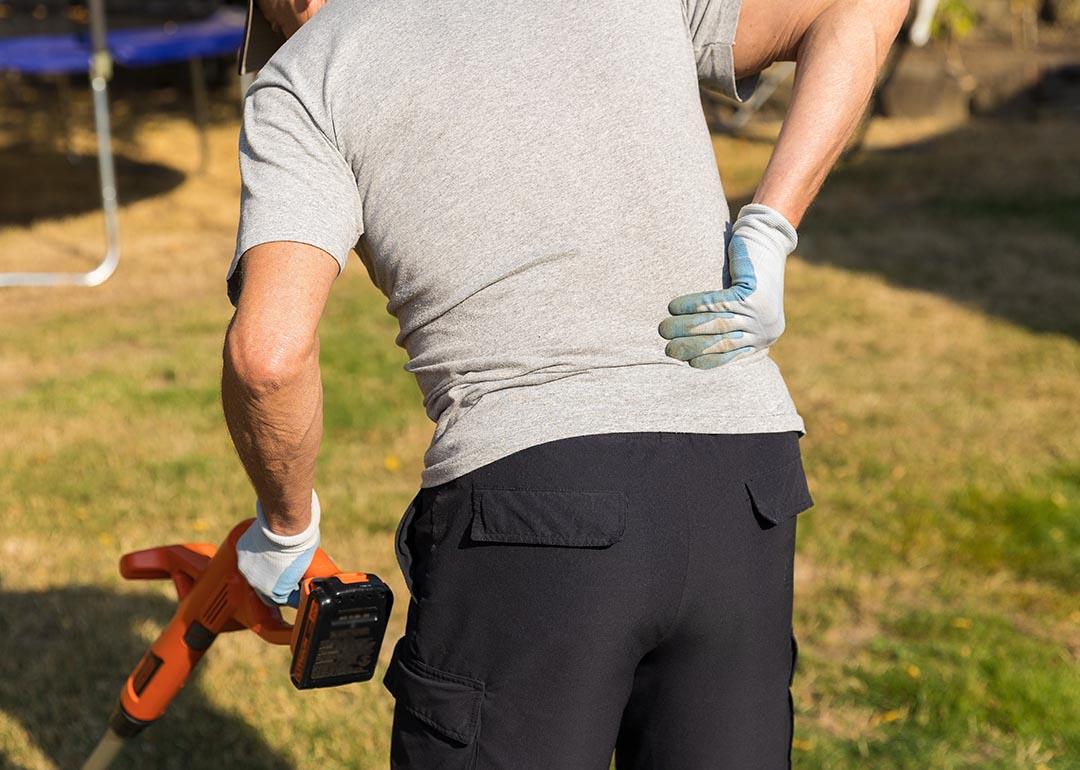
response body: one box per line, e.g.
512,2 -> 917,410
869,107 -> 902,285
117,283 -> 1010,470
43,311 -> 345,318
0,0 -> 120,288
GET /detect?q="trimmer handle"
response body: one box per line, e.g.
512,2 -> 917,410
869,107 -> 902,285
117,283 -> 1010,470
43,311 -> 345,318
119,519 -> 339,642
114,519 -> 341,728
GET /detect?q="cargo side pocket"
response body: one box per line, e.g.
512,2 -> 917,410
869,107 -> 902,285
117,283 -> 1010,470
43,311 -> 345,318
384,638 -> 485,769
470,487 -> 627,547
744,455 -> 814,528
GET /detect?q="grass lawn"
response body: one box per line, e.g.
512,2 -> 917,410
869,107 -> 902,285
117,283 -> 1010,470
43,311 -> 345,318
0,101 -> 1077,769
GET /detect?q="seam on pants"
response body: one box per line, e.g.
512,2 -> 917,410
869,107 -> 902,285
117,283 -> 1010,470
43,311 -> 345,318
651,498 -> 692,649
423,485 -> 446,586
411,485 -> 446,652
787,630 -> 798,769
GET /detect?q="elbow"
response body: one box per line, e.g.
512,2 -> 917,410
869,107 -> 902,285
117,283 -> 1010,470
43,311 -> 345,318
223,322 -> 317,396
864,0 -> 911,51
846,0 -> 910,30
886,0 -> 912,40
874,0 -> 911,68
799,0 -> 911,68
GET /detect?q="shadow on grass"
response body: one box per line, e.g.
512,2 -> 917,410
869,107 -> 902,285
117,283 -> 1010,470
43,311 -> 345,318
0,586 -> 291,770
0,145 -> 186,227
818,123 -> 1076,340
731,70 -> 1080,342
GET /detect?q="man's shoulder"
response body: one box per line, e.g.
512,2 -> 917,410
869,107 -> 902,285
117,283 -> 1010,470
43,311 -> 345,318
263,1 -> 368,70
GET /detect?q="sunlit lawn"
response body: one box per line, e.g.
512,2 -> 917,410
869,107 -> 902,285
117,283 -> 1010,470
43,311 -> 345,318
1,99 -> 1077,769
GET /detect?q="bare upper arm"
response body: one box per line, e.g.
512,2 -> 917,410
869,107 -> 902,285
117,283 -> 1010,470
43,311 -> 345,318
226,241 -> 340,380
732,0 -> 835,76
733,0 -> 910,77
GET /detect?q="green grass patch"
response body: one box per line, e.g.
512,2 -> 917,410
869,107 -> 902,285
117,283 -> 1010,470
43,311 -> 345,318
842,609 -> 1077,769
950,467 -> 1080,592
319,282 -> 421,439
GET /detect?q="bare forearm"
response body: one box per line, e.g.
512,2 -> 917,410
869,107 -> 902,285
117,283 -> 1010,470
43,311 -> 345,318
222,325 -> 323,535
752,0 -> 906,226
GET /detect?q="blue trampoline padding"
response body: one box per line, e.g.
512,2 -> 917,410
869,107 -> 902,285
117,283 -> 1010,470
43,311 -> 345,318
0,7 -> 245,75
111,8 -> 245,67
0,34 -> 89,75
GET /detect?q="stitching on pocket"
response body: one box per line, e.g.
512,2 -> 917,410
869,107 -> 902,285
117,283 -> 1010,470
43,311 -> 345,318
470,487 -> 627,547
406,654 -> 485,691
398,661 -> 483,744
744,455 -> 814,527
469,532 -> 621,547
387,647 -> 485,747
402,703 -> 475,747
473,486 -> 626,495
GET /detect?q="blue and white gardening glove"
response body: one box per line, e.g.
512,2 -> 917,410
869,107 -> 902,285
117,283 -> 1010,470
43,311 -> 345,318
659,203 -> 798,368
236,488 -> 321,607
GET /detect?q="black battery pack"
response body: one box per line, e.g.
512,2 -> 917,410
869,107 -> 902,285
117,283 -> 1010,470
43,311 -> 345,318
290,573 -> 393,690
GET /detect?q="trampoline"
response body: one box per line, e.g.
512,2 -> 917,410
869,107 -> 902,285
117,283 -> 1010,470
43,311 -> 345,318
0,0 -> 246,288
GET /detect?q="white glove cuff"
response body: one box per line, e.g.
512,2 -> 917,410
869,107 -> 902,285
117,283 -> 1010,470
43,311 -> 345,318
736,203 -> 799,256
254,488 -> 321,551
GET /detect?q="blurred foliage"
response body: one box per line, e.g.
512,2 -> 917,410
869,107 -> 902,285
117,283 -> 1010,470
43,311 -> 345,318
933,0 -> 982,40
928,0 -> 1080,40
1056,0 -> 1080,23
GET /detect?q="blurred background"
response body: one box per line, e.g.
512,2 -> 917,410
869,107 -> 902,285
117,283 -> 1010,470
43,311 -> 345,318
0,0 -> 1077,768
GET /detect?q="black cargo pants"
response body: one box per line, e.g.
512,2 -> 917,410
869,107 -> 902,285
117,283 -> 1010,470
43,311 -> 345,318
385,431 -> 813,770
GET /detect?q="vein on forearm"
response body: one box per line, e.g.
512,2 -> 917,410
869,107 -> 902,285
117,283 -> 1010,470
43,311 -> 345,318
754,0 -> 903,226
221,335 -> 322,534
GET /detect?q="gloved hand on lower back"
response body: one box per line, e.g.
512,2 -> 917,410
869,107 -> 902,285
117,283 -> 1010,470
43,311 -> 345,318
236,488 -> 321,607
659,203 -> 798,369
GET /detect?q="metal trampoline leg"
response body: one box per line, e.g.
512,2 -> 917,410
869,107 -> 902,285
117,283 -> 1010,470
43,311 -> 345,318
189,57 -> 210,174
55,74 -> 79,164
239,72 -> 254,105
731,61 -> 797,131
0,0 -> 119,288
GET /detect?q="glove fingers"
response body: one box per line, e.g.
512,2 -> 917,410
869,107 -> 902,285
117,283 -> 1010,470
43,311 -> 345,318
688,346 -> 754,369
664,332 -> 746,361
666,236 -> 759,315
658,310 -> 752,339
668,288 -> 754,314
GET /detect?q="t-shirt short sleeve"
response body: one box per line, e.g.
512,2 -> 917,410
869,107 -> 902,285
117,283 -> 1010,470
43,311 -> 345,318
228,66 -> 363,306
683,0 -> 760,102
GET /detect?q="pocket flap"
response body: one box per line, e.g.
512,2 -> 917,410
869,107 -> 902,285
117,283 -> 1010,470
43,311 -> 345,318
471,488 -> 627,546
744,455 -> 814,527
383,641 -> 484,745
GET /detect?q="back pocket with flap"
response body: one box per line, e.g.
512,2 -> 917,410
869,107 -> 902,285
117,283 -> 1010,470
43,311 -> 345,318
744,455 -> 814,527
470,487 -> 627,547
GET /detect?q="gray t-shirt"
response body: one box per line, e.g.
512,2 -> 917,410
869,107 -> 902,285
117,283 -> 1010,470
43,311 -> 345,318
231,0 -> 805,488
